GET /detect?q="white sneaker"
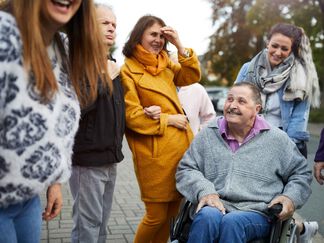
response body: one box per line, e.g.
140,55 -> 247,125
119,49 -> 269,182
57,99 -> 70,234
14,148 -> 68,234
299,221 -> 319,243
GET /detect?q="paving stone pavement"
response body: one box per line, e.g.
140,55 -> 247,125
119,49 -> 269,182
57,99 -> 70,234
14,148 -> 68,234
40,140 -> 143,243
40,123 -> 324,243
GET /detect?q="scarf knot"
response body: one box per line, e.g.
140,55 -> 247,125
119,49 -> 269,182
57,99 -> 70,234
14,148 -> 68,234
133,44 -> 169,76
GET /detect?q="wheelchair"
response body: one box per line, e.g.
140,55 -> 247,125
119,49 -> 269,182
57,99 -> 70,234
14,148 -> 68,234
170,200 -> 300,243
251,215 -> 299,243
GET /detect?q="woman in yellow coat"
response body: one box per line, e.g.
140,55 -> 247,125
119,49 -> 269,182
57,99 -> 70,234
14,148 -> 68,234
120,15 -> 201,243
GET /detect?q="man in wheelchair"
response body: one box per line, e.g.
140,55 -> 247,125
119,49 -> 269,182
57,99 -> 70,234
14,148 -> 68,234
175,82 -> 312,243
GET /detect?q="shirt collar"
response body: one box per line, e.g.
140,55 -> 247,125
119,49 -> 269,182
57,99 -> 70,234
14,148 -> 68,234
218,114 -> 271,140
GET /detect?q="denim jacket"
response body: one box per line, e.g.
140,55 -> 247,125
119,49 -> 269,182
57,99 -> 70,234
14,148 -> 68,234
236,62 -> 310,143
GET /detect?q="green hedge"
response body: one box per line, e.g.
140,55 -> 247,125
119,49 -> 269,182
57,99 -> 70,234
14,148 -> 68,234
309,107 -> 324,123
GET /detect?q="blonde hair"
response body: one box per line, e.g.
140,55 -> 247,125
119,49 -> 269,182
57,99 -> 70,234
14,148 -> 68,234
3,0 -> 112,107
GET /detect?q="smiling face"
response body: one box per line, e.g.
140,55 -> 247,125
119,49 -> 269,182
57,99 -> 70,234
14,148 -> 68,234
267,33 -> 293,68
224,85 -> 261,129
42,0 -> 82,31
96,6 -> 116,47
141,22 -> 165,55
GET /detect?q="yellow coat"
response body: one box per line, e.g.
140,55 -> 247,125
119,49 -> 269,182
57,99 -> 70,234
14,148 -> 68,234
121,50 -> 201,202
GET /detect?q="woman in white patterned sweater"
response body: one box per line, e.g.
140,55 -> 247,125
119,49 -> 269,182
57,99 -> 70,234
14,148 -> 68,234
0,1 -> 112,242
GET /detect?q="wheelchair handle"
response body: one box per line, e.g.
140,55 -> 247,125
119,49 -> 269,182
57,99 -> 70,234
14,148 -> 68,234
268,203 -> 282,221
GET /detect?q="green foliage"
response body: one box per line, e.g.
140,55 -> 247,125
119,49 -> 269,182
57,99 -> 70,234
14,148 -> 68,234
204,0 -> 255,83
204,0 -> 324,93
199,72 -> 210,86
309,107 -> 324,123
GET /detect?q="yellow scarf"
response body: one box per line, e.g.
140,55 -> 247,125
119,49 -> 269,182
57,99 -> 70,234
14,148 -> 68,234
133,44 -> 169,76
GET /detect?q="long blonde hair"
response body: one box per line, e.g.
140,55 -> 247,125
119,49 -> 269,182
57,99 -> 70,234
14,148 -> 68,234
2,0 -> 112,107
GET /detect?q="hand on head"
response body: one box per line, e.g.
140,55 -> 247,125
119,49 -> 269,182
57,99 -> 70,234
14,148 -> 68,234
160,26 -> 183,51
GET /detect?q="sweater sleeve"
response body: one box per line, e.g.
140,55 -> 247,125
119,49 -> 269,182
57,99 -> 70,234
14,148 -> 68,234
171,48 -> 201,87
283,93 -> 310,143
176,130 -> 218,203
0,12 -> 22,111
280,136 -> 312,209
121,66 -> 168,136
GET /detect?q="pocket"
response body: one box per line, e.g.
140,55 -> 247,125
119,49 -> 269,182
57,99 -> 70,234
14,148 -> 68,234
229,169 -> 276,200
153,127 -> 178,157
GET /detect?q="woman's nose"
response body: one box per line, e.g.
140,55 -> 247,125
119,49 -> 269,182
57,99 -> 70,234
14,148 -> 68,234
274,48 -> 282,56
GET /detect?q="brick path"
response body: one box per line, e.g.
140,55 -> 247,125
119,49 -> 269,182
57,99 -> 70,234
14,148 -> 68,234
40,141 -> 144,243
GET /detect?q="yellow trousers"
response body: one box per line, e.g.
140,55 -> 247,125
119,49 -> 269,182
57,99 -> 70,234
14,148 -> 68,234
134,200 -> 181,243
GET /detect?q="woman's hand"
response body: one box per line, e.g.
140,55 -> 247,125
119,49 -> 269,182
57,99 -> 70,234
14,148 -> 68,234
197,194 -> 225,214
160,26 -> 185,55
167,114 -> 188,130
144,105 -> 161,120
42,183 -> 63,221
314,162 -> 324,185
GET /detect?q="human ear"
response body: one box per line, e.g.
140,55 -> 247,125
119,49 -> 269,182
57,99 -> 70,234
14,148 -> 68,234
256,104 -> 262,114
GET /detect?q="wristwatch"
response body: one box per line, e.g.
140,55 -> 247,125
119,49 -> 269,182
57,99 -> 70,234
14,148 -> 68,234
181,49 -> 190,58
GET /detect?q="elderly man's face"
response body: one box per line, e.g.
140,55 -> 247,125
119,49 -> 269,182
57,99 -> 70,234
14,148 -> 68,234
223,86 -> 261,128
96,7 -> 117,47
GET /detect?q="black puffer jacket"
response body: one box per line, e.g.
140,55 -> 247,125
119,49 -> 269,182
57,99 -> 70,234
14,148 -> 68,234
72,74 -> 125,166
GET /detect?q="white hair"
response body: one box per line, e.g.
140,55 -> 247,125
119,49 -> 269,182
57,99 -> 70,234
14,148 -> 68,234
94,2 -> 115,14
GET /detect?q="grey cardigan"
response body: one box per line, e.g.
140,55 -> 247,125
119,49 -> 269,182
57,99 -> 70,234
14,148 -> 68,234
176,117 -> 312,214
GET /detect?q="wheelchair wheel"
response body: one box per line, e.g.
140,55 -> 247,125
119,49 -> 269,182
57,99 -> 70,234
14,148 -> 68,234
278,218 -> 299,243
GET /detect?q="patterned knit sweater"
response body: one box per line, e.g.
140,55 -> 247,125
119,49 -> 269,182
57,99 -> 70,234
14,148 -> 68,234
176,117 -> 312,214
0,11 -> 80,208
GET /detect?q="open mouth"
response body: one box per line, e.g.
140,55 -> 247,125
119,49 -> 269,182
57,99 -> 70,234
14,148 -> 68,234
151,44 -> 161,48
52,0 -> 73,8
271,55 -> 282,62
152,46 -> 161,51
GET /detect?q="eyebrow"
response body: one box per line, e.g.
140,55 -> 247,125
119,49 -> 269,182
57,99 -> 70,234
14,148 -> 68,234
97,17 -> 115,22
149,30 -> 162,35
270,41 -> 290,48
